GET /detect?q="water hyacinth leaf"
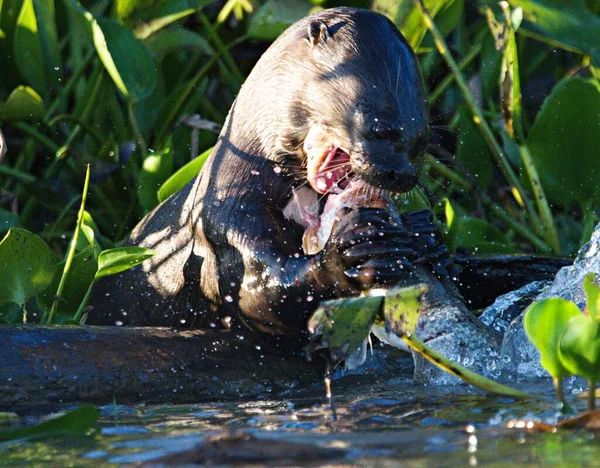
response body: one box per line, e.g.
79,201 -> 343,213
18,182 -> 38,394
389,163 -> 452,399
526,78 -> 600,208
37,247 -> 97,317
559,315 -> 600,381
91,16 -> 157,102
95,246 -> 154,280
584,273 -> 600,321
248,0 -> 321,40
523,298 -> 582,379
456,107 -> 493,190
157,147 -> 212,202
307,296 -> 382,363
0,85 -> 43,121
383,284 -> 428,336
13,0 -> 45,93
0,209 -> 17,232
0,405 -> 99,441
116,0 -> 210,23
31,0 -> 61,91
0,228 -> 56,307
511,0 -> 600,54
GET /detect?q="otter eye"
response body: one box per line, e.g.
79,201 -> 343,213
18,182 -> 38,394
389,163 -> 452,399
371,122 -> 395,140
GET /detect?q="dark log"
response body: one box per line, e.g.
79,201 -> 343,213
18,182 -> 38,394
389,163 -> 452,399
0,325 -> 320,410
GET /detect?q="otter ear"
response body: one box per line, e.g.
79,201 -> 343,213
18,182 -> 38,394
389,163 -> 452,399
307,20 -> 330,47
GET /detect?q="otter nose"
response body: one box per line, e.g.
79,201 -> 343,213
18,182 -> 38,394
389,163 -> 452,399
385,169 -> 418,192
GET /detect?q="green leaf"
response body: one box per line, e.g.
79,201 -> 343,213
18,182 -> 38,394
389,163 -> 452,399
157,147 -> 212,202
116,0 -> 211,23
95,246 -> 154,280
13,0 -> 45,93
308,296 -> 382,363
37,247 -> 97,317
0,228 -> 56,307
372,0 -> 463,50
584,273 -> 600,321
382,284 -> 428,336
0,208 -> 18,232
524,298 -> 582,379
91,16 -> 157,102
139,146 -> 173,212
559,314 -> 600,380
0,85 -> 44,121
248,0 -> 321,40
0,405 -> 99,441
446,216 -> 514,254
510,0 -> 600,54
456,107 -> 493,190
144,27 -> 214,59
526,77 -> 600,208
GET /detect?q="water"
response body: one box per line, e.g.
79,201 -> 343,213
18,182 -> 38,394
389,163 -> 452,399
1,369 -> 599,466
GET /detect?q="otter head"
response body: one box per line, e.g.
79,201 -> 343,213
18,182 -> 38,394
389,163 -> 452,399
281,9 -> 429,196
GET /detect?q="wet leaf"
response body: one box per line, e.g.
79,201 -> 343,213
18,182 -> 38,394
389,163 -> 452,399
0,405 -> 99,441
307,296 -> 382,363
446,216 -> 514,254
157,147 -> 212,202
0,85 -> 44,121
559,314 -> 600,381
139,146 -> 173,212
95,246 -> 154,280
526,78 -> 600,208
0,228 -> 56,307
144,27 -> 214,59
523,298 -> 582,379
382,284 -> 428,336
90,15 -> 157,102
38,247 -> 97,318
248,0 -> 321,40
511,0 -> 600,54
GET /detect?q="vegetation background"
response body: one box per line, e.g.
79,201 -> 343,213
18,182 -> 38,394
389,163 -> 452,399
1,0 -> 599,324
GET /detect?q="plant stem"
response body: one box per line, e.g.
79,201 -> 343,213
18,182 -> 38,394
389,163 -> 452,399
553,377 -> 567,407
589,380 -> 597,411
73,280 -> 94,324
519,145 -> 561,254
415,0 -> 544,237
46,164 -> 91,324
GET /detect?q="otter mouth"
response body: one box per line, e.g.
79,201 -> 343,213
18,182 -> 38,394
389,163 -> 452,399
308,145 -> 353,194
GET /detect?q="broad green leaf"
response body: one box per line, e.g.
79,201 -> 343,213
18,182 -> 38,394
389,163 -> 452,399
526,77 -> 600,208
0,228 -> 56,307
308,296 -> 382,363
95,246 -> 154,280
0,85 -> 43,121
372,0 -> 463,50
0,302 -> 24,324
446,216 -> 513,254
383,284 -> 428,336
116,0 -> 211,23
157,147 -> 212,202
38,247 -> 97,317
139,146 -> 173,212
0,405 -> 99,441
91,16 -> 157,102
584,273 -> 600,321
510,0 -> 600,54
144,27 -> 214,59
134,9 -> 196,40
559,315 -> 600,380
32,0 -> 61,91
524,298 -> 582,379
248,0 -> 321,40
13,0 -> 44,93
456,107 -> 493,190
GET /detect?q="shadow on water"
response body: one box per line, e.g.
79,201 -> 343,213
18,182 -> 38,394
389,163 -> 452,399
1,357 -> 598,466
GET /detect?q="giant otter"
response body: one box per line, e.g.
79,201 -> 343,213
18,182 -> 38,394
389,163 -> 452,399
88,7 -> 451,337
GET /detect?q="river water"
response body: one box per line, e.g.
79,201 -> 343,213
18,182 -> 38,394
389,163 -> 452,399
1,353 -> 598,466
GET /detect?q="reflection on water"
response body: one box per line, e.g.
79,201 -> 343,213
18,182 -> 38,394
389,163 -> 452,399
1,371 -> 598,466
